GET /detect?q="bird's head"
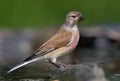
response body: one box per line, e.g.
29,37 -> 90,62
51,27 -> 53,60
64,11 -> 85,27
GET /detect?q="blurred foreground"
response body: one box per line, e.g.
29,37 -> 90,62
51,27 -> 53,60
0,25 -> 120,81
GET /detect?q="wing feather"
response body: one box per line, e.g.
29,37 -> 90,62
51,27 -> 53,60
23,27 -> 72,62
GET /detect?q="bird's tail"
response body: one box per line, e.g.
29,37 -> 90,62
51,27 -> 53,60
7,56 -> 45,73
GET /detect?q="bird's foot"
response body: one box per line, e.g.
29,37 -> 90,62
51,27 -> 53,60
49,62 -> 68,80
56,62 -> 68,72
49,61 -> 69,72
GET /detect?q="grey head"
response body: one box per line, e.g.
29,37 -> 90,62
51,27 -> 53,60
64,11 -> 85,27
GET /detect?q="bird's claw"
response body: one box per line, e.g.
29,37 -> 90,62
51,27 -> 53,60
54,64 -> 70,73
49,64 -> 70,79
58,64 -> 69,71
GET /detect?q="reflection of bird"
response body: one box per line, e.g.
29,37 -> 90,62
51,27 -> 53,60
7,11 -> 85,73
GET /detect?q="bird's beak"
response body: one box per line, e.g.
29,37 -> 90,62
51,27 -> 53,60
79,16 -> 85,21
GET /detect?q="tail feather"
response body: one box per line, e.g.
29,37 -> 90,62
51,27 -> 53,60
23,54 -> 38,62
7,56 -> 44,73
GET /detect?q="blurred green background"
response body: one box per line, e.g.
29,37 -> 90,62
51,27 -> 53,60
0,0 -> 120,28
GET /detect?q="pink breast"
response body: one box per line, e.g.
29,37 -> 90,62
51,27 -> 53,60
68,31 -> 80,49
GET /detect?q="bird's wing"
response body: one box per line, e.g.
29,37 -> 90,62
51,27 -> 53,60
23,27 -> 72,62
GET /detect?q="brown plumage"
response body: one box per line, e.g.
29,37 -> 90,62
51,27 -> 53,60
7,11 -> 85,73
24,27 -> 72,61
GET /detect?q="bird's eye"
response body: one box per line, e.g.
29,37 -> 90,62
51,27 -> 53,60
70,15 -> 76,18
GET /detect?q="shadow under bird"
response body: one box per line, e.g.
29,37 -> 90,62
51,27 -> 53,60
7,11 -> 85,73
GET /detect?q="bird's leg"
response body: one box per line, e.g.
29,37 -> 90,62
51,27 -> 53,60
49,58 -> 70,73
48,61 -> 61,80
49,61 -> 70,73
49,61 -> 59,68
48,59 -> 71,79
56,61 -> 68,68
48,61 -> 68,79
50,61 -> 67,68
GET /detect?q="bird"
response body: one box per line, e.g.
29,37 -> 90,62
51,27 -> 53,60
7,11 -> 85,73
